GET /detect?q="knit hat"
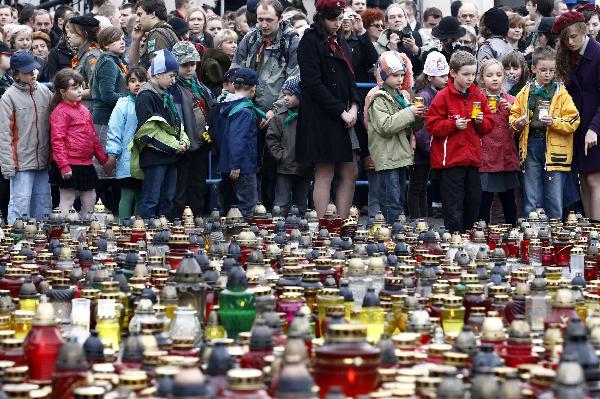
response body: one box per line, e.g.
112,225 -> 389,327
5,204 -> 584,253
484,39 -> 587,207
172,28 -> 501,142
552,11 -> 585,34
316,0 -> 346,13
423,51 -> 449,77
94,15 -> 112,30
282,75 -> 301,98
377,51 -> 406,82
168,17 -> 189,37
483,7 -> 509,37
432,16 -> 465,40
171,41 -> 201,64
150,49 -> 179,76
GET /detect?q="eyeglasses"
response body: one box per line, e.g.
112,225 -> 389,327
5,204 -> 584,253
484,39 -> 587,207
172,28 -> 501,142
370,23 -> 384,29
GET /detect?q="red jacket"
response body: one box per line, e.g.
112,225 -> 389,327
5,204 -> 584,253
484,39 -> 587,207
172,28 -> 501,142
480,92 -> 520,173
425,80 -> 494,169
50,100 -> 108,175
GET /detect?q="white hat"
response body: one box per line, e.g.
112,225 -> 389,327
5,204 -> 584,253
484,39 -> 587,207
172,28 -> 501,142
423,51 -> 449,77
94,16 -> 112,30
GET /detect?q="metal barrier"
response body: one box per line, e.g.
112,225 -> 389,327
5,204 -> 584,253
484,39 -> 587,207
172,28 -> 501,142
207,82 -> 378,186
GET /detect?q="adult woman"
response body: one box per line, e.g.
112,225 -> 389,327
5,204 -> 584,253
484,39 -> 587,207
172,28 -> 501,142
45,15 -> 75,82
506,12 -> 527,51
5,24 -> 32,51
577,3 -> 600,41
296,0 -> 359,219
31,31 -> 50,59
205,15 -> 223,39
65,16 -> 101,108
200,29 -> 236,95
554,11 -> 600,221
361,8 -> 384,45
186,7 -> 213,48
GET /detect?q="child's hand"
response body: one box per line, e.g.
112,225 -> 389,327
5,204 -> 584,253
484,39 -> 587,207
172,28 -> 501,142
410,134 -> 416,151
363,155 -> 375,171
177,141 -> 188,154
229,169 -> 240,180
513,115 -> 529,130
474,112 -> 484,124
498,97 -> 510,111
455,118 -> 469,130
259,110 -> 275,129
103,156 -> 116,176
540,115 -> 554,126
62,171 -> 72,180
411,105 -> 426,117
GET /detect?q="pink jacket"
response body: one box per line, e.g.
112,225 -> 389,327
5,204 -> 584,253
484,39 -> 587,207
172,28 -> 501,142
50,100 -> 108,175
480,92 -> 520,173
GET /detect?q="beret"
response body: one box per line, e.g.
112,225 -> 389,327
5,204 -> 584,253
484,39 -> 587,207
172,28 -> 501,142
316,0 -> 346,13
551,11 -> 585,34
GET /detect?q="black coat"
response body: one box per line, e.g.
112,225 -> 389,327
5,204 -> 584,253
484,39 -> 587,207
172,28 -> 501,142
45,40 -> 74,82
296,26 -> 360,164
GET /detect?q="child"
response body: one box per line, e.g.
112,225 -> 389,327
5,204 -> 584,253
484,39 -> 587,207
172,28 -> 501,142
478,59 -> 520,226
50,69 -> 110,218
0,42 -> 13,97
509,46 -> 580,219
425,50 -> 494,233
217,67 -> 259,218
0,51 -> 52,223
217,68 -> 238,103
265,75 -> 312,216
131,49 -> 189,220
410,51 -> 449,219
105,66 -> 147,222
366,51 -> 425,224
502,50 -> 529,96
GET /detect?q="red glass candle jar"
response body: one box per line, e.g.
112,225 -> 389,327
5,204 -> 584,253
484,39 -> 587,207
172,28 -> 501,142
553,231 -> 573,268
541,247 -> 556,267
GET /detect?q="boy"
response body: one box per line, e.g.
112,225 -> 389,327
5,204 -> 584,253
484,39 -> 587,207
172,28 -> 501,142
509,46 -> 580,219
217,68 -> 260,218
0,50 -> 53,223
425,50 -> 494,233
131,49 -> 190,219
265,75 -> 312,216
218,68 -> 238,103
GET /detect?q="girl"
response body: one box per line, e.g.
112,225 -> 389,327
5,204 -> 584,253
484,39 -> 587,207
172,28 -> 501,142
50,69 -> 110,219
366,51 -> 425,224
65,16 -> 101,108
91,26 -> 127,213
205,15 -> 223,38
578,3 -> 600,41
105,67 -> 147,222
502,50 -> 529,96
409,51 -> 448,219
478,59 -> 520,226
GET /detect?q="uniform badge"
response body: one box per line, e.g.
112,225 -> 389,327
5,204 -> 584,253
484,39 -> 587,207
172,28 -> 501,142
147,38 -> 156,53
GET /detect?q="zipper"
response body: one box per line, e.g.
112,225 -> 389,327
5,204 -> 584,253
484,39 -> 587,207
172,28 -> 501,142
30,86 -> 40,169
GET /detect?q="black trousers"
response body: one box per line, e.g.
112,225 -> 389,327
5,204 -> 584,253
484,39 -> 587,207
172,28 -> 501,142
172,146 -> 210,219
478,190 -> 518,226
408,164 -> 430,219
439,166 -> 482,233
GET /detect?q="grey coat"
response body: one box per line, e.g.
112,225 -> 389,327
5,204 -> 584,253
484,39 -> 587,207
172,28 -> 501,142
265,106 -> 311,177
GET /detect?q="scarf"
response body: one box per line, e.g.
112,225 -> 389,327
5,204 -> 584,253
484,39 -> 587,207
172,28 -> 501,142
528,79 -> 556,110
569,51 -> 582,69
128,92 -> 136,101
256,39 -> 272,66
71,43 -> 97,69
119,60 -> 128,74
162,90 -> 181,132
394,93 -> 410,109
284,109 -> 298,127
328,35 -> 354,75
178,76 -> 208,115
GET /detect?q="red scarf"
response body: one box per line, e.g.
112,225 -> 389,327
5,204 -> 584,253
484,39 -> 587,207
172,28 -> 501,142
569,51 -> 582,69
256,39 -> 272,65
71,43 -> 97,69
328,35 -> 354,75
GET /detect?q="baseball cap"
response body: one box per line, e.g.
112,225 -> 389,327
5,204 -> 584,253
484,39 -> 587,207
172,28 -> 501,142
10,50 -> 40,74
233,68 -> 259,86
223,68 -> 239,83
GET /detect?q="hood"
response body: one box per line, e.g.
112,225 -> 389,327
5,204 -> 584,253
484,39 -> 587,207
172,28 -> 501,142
203,48 -> 232,67
220,94 -> 248,115
139,80 -> 163,96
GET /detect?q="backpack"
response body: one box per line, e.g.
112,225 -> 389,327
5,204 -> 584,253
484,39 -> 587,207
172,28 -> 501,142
246,26 -> 298,69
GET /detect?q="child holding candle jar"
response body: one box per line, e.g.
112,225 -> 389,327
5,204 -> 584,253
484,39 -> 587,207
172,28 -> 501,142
477,59 -> 520,226
425,50 -> 494,233
509,46 -> 580,220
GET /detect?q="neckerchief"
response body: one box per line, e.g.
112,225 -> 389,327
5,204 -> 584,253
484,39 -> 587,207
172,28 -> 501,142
394,93 -> 410,109
240,98 -> 267,121
162,90 -> 181,132
128,92 -> 136,101
256,39 -> 272,66
284,109 -> 298,127
71,42 -> 97,69
119,59 -> 128,74
328,35 -> 354,75
569,51 -> 582,69
528,79 -> 556,110
178,76 -> 208,115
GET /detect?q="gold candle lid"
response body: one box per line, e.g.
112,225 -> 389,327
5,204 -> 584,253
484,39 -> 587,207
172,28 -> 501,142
172,337 -> 195,349
2,383 -> 39,398
4,365 -> 29,382
1,338 -> 24,349
326,324 -> 368,343
227,368 -> 262,390
119,370 -> 148,389
443,296 -> 463,306
428,343 -> 452,357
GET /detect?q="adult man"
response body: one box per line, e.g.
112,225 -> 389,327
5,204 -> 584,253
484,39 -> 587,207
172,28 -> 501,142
52,5 -> 73,39
0,5 -> 13,29
170,0 -> 191,19
120,3 -> 135,47
400,0 -> 419,32
457,2 -> 479,27
98,3 -> 121,28
375,4 -> 423,73
351,0 -> 366,13
422,7 -> 442,29
232,0 -> 299,209
128,0 -> 179,69
33,10 -> 58,47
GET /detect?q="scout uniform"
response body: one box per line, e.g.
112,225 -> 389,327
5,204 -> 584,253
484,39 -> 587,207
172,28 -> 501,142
140,22 -> 178,70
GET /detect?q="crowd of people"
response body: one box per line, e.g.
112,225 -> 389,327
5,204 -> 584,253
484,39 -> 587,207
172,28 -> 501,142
0,0 -> 598,233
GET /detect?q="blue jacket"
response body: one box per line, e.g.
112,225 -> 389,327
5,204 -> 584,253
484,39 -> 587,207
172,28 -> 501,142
216,93 -> 258,174
106,95 -> 138,179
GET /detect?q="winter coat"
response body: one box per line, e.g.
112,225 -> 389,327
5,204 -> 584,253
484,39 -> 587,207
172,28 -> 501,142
295,25 -> 360,163
565,35 -> 600,174
175,78 -> 216,152
375,29 -> 424,76
45,40 -> 74,82
91,52 -> 126,125
347,32 -> 379,98
413,85 -> 437,165
367,85 -> 421,171
50,100 -> 109,175
425,79 -> 494,169
216,93 -> 258,174
200,48 -> 231,97
509,81 -> 580,172
476,36 -> 513,75
139,22 -> 178,70
480,92 -> 520,173
232,21 -> 299,113
265,106 -> 311,177
106,95 -> 137,179
0,81 -> 52,178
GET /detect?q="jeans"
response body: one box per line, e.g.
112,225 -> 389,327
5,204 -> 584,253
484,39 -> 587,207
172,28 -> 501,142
367,170 -> 380,218
376,167 -> 406,224
274,174 -> 311,216
8,170 -> 52,224
440,166 -> 482,233
523,137 -> 566,219
408,164 -> 430,219
140,163 -> 177,219
233,173 -> 258,219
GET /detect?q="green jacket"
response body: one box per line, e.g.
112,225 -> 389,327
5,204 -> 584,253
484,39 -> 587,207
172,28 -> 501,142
367,85 -> 421,171
129,115 -> 189,179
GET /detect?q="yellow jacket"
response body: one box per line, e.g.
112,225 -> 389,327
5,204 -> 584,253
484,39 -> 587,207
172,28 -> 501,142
509,81 -> 580,172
